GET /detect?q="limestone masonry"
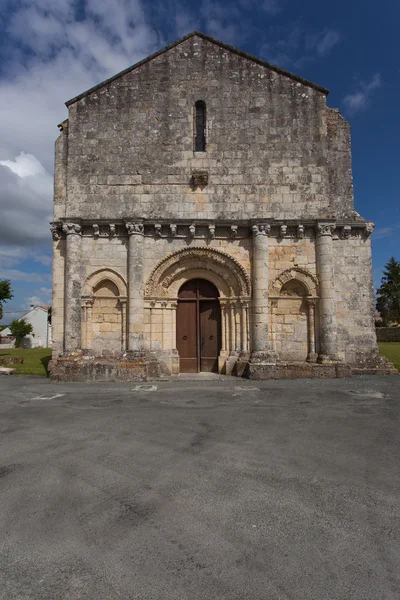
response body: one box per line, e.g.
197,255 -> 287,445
50,31 -> 396,381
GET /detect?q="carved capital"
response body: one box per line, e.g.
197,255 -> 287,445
188,224 -> 196,237
170,224 -> 177,237
306,298 -> 317,308
50,222 -> 62,241
109,224 -> 116,237
279,224 -> 287,238
125,222 -> 144,236
208,224 -> 216,238
154,224 -> 162,237
93,224 -> 99,238
252,223 -> 270,236
297,224 -> 305,239
316,222 -> 336,237
230,225 -> 238,238
62,222 -> 81,236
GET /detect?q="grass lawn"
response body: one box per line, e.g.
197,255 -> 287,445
378,342 -> 400,371
0,347 -> 52,376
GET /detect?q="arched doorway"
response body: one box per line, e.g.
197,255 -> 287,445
176,279 -> 221,373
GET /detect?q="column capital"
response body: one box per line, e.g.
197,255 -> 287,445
306,297 -> 317,307
62,222 -> 81,236
125,221 -> 144,236
316,222 -> 336,237
252,223 -> 271,237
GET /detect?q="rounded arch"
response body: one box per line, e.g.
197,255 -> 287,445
83,268 -> 127,297
269,268 -> 319,297
145,247 -> 251,298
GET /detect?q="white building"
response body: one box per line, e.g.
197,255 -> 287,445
1,305 -> 52,348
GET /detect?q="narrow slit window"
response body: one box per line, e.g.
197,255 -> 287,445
194,100 -> 206,152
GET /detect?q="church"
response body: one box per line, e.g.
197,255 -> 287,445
50,31 -> 389,381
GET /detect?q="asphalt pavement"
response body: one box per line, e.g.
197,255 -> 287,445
0,374 -> 399,599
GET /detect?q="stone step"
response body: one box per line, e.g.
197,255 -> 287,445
0,367 -> 16,375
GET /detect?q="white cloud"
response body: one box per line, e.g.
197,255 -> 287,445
343,74 -> 382,112
0,269 -> 50,283
261,26 -> 341,69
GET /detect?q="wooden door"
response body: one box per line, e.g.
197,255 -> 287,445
176,279 -> 221,373
176,300 -> 198,373
200,301 -> 220,372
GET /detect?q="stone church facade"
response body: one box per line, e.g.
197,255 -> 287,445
50,31 -> 390,381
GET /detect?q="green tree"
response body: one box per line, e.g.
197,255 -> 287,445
9,318 -> 33,348
0,280 -> 13,320
376,257 -> 400,325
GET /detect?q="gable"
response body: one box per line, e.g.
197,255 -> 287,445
65,31 -> 328,107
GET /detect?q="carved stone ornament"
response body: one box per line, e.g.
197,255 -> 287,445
154,224 -> 162,237
50,222 -> 62,241
62,222 -> 81,235
109,224 -> 116,237
145,247 -> 251,298
170,224 -> 177,236
297,224 -> 305,238
279,224 -> 287,238
191,170 -> 208,187
230,225 -> 238,238
316,222 -> 336,237
208,224 -> 216,238
189,224 -> 196,237
365,222 -> 375,236
125,222 -> 144,235
341,225 -> 352,239
93,224 -> 100,238
252,223 -> 271,236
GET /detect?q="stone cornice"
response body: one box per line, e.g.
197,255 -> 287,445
51,219 -> 374,240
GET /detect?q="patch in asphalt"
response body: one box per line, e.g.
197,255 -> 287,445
132,385 -> 158,391
348,390 -> 386,399
234,386 -> 260,391
30,393 -> 66,401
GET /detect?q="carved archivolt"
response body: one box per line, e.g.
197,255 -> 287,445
83,268 -> 128,297
269,267 -> 319,297
145,247 -> 251,298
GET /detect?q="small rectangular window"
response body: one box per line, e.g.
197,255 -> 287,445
194,101 -> 206,152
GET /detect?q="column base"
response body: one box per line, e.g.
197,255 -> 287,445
306,352 -> 318,363
317,354 -> 341,364
250,350 -> 279,364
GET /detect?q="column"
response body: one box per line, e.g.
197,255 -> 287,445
63,222 -> 82,353
306,298 -> 317,362
219,300 -> 227,352
120,299 -> 127,351
270,300 -> 278,355
229,301 -> 236,352
240,300 -> 248,353
126,222 -> 144,353
251,223 -> 275,360
86,299 -> 93,350
316,223 -> 338,362
171,302 -> 177,350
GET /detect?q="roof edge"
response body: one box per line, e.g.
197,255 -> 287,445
65,31 -> 329,107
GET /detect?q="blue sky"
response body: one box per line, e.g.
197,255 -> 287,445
0,0 -> 398,323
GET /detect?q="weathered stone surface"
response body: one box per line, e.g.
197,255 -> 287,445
0,357 -> 23,365
50,31 -> 390,381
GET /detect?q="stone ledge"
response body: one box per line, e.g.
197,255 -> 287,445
248,360 -> 398,380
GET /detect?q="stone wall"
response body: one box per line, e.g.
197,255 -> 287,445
376,328 -> 400,342
57,33 -> 357,223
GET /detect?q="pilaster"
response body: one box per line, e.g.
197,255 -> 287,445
63,222 -> 82,353
316,222 -> 339,362
126,221 -> 144,353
